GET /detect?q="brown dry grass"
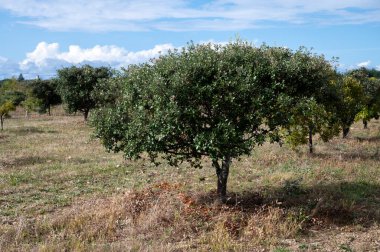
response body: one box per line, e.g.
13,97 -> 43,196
1,107 -> 379,251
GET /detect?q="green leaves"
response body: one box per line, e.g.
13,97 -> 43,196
30,78 -> 61,114
92,41 -> 335,167
284,98 -> 340,148
0,79 -> 24,130
56,65 -> 112,120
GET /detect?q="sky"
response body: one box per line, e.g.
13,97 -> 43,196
0,0 -> 379,79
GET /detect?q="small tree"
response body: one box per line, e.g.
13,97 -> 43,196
333,75 -> 366,138
21,96 -> 42,118
355,77 -> 380,128
31,78 -> 61,115
92,41 -> 334,202
56,65 -> 112,121
0,79 -> 26,129
285,98 -> 340,153
0,100 -> 15,130
277,51 -> 340,153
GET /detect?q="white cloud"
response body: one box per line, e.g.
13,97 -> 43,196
17,42 -> 175,78
357,60 -> 371,67
21,42 -> 60,68
0,0 -> 379,31
376,65 -> 380,71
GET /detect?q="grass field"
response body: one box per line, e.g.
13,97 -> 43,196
1,108 -> 379,251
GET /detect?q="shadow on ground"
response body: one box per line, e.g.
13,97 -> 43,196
196,180 -> 380,227
312,151 -> 379,161
7,127 -> 57,136
0,156 -> 57,169
355,136 -> 380,143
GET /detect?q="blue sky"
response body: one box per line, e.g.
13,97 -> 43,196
0,0 -> 379,79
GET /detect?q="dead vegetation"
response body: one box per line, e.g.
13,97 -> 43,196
2,181 -> 379,251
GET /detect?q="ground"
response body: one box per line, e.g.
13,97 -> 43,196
0,107 -> 379,251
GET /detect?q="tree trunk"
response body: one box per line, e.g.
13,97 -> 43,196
0,116 -> 3,131
342,127 -> 350,138
308,125 -> 313,154
363,120 -> 368,129
48,105 -> 51,116
213,157 -> 231,203
83,110 -> 89,122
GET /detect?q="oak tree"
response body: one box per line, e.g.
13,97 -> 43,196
92,41 -> 334,202
56,65 -> 112,121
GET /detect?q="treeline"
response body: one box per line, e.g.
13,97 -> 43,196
1,40 -> 380,201
1,43 -> 378,147
0,77 -> 61,129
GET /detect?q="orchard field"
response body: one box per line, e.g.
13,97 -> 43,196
1,108 -> 379,251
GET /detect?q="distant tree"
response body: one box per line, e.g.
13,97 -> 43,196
332,75 -> 366,138
17,73 -> 25,82
354,77 -> 380,128
0,80 -> 20,130
0,79 -> 26,106
285,98 -> 340,153
349,67 -> 380,79
347,69 -> 380,128
31,78 -> 61,115
91,41 -> 334,202
276,50 -> 339,153
21,95 -> 42,118
367,68 -> 380,79
0,100 -> 15,130
56,65 -> 112,121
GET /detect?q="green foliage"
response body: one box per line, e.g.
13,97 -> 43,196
31,78 -> 61,115
90,70 -> 125,108
346,68 -> 380,125
93,42 -> 276,163
21,96 -> 43,116
0,100 -> 15,116
277,50 -> 338,151
348,67 -> 380,79
56,65 -> 112,120
355,77 -> 380,123
331,75 -> 366,137
0,78 -> 27,106
284,98 -> 340,149
91,41 -> 334,199
0,100 -> 15,130
0,78 -> 27,129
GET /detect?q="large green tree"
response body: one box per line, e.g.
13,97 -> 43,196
56,65 -> 112,121
91,41 -> 334,202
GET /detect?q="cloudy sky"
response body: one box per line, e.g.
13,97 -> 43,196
0,0 -> 379,79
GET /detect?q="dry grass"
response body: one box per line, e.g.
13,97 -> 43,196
1,108 -> 380,251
